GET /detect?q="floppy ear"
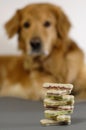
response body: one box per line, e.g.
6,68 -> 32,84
5,10 -> 20,38
50,5 -> 71,39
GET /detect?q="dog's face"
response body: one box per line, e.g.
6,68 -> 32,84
19,6 -> 57,56
5,3 -> 71,57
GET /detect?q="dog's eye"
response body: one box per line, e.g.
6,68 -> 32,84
23,22 -> 30,28
44,21 -> 51,27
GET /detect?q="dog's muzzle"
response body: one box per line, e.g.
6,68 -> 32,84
30,37 -> 42,53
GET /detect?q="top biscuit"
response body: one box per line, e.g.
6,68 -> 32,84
43,83 -> 73,91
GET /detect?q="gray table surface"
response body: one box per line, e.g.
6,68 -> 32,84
0,98 -> 86,130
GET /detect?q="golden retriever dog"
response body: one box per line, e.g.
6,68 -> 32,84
0,3 -> 86,100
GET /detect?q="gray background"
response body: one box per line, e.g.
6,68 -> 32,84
0,98 -> 86,130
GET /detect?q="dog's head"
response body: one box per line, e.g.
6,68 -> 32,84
5,3 -> 71,57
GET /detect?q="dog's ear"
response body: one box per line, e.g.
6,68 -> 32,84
50,5 -> 71,39
5,10 -> 20,38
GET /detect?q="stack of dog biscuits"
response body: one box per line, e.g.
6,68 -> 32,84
40,83 -> 74,126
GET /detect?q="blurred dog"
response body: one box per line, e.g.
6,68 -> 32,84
0,3 -> 86,100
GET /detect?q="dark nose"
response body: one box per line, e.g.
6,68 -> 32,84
30,37 -> 41,51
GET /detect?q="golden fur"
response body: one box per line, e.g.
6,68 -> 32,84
0,3 -> 86,100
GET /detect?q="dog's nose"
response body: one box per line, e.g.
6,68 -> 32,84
30,37 -> 41,51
